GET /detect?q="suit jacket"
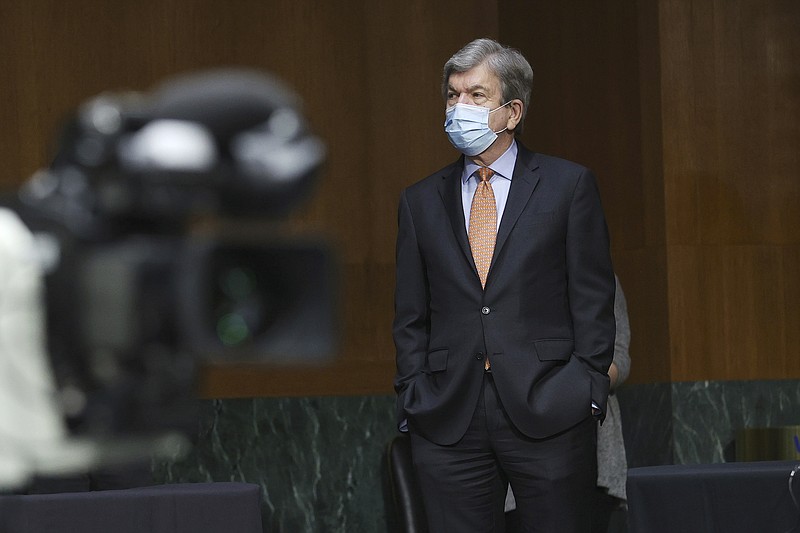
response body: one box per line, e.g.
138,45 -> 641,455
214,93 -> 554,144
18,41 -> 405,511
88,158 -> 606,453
393,142 -> 616,446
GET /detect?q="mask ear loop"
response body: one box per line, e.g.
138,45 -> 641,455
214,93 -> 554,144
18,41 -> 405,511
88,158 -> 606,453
489,101 -> 512,114
489,101 -> 513,134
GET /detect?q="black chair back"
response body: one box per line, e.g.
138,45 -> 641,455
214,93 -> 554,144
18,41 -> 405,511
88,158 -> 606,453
384,434 -> 428,533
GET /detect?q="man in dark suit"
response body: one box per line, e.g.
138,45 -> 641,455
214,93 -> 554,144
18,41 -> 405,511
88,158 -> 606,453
393,38 -> 616,532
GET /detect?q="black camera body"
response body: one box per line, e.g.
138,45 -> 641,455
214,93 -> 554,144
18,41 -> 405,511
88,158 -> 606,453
9,69 -> 335,438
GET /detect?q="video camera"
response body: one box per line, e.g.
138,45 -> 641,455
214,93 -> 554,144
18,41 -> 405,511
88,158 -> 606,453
0,69 -> 336,486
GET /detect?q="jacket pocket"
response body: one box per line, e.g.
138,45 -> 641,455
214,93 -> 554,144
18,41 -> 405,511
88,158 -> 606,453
425,349 -> 448,373
533,339 -> 573,362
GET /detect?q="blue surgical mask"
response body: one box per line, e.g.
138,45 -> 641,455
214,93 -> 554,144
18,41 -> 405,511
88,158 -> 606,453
444,102 -> 511,156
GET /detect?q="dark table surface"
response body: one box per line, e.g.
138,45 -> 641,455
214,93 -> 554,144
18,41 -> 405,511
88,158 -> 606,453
0,482 -> 263,533
627,460 -> 800,533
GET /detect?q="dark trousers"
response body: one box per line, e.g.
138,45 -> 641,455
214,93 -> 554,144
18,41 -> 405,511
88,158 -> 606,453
410,372 -> 598,533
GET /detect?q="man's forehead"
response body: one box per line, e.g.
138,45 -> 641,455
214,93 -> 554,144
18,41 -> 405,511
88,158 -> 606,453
448,64 -> 499,91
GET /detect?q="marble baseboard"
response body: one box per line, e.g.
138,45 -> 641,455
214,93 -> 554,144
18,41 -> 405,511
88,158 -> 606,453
671,380 -> 800,464
153,396 -> 398,533
153,380 -> 800,531
617,379 -> 800,466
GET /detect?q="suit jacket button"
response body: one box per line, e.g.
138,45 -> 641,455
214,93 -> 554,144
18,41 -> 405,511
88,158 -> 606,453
481,306 -> 490,315
475,352 -> 485,360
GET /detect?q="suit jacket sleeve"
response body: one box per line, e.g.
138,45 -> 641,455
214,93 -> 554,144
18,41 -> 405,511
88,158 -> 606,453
566,168 -> 615,415
392,189 -> 429,428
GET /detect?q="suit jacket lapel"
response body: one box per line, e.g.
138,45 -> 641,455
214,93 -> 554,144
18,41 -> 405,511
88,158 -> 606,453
435,147 -> 542,284
493,146 -> 541,265
437,157 -> 475,270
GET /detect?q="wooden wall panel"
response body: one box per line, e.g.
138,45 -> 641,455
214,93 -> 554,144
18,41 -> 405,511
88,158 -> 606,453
501,0 -> 800,384
206,0 -> 501,396
660,0 -> 800,381
3,0 -> 797,395
668,245 -> 797,380
0,0 -> 498,398
627,0 -> 671,384
499,0 -> 671,383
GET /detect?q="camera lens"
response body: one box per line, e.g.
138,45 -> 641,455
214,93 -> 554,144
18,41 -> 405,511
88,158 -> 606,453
213,264 -> 277,347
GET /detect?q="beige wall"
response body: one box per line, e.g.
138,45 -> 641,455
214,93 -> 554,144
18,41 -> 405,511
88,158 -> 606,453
1,0 -> 797,395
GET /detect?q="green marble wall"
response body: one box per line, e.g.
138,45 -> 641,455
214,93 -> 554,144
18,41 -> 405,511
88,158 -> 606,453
617,379 -> 800,466
670,380 -> 800,464
154,396 -> 398,533
153,380 -> 800,532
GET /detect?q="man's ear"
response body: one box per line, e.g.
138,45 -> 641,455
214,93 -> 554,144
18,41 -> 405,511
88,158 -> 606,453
507,99 -> 524,132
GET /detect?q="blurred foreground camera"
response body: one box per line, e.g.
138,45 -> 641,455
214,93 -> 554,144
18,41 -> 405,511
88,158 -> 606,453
0,69 -> 336,486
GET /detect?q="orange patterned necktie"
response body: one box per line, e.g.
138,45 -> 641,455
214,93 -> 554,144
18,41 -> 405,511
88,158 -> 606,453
468,166 -> 497,289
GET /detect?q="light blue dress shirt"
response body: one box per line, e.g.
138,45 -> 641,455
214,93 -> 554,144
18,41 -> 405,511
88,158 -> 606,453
461,141 -> 518,231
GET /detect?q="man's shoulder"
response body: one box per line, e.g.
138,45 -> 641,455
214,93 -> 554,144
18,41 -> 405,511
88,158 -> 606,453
525,149 -> 590,176
405,157 -> 462,192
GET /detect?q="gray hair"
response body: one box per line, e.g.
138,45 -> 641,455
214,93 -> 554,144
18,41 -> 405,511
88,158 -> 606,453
442,38 -> 534,133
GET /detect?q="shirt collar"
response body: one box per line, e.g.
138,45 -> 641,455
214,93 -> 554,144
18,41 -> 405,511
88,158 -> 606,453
462,140 -> 518,184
